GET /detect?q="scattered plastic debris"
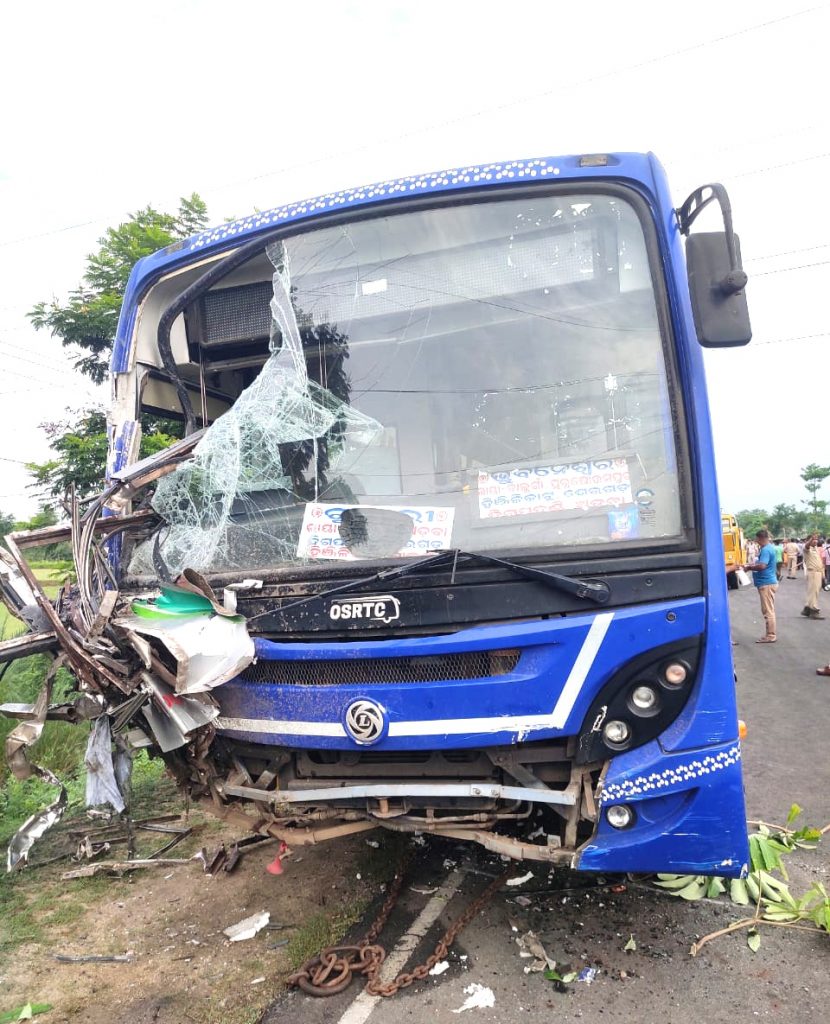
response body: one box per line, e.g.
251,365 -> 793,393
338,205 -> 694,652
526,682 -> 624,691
410,885 -> 439,895
453,983 -> 496,1013
513,895 -> 533,907
223,911 -> 271,942
266,841 -> 290,875
250,977 -> 266,985
516,930 -> 556,972
577,967 -> 599,984
506,871 -> 534,886
624,934 -> 637,951
429,960 -> 450,976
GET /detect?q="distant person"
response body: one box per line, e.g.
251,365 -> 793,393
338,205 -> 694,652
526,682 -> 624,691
743,529 -> 779,643
801,533 -> 824,619
822,538 -> 830,591
784,538 -> 799,578
773,538 -> 785,582
745,538 -> 759,564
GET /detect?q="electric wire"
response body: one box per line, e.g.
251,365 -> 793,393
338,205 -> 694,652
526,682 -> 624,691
0,4 -> 824,251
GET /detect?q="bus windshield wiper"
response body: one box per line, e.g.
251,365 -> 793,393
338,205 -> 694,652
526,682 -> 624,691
245,549 -> 465,622
440,550 -> 611,605
247,547 -> 610,623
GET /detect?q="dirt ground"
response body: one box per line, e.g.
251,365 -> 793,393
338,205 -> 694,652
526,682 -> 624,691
0,811 -> 383,1024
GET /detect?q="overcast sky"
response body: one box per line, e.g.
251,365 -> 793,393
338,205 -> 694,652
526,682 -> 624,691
1,0 -> 828,519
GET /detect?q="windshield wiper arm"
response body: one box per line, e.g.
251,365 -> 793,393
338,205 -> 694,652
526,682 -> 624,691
245,549 -> 463,622
441,550 -> 612,605
247,548 -> 610,623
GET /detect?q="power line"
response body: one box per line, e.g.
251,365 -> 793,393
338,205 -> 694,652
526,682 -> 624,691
732,150 -> 830,179
0,345 -> 69,375
753,332 -> 830,347
746,242 -> 830,263
753,258 -> 830,277
0,5 -> 823,252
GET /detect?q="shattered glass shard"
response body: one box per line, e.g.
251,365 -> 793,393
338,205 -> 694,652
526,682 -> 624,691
129,241 -> 381,576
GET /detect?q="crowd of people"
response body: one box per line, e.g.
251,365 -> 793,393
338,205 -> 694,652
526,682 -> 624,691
740,530 -> 830,674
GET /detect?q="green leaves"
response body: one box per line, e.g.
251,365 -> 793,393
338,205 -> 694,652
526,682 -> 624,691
28,196 -> 210,384
729,878 -> 751,906
544,969 -> 577,985
749,832 -> 791,878
0,1004 -> 52,1024
27,408 -> 183,507
654,813 -> 828,957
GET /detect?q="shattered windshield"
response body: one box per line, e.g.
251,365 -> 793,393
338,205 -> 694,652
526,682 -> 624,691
129,191 -> 683,577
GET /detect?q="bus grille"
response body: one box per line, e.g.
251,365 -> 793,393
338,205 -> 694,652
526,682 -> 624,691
239,649 -> 521,686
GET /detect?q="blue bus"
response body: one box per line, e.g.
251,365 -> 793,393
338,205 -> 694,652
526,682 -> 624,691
108,153 -> 751,875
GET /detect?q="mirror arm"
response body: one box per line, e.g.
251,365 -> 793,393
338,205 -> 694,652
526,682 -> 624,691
676,183 -> 747,295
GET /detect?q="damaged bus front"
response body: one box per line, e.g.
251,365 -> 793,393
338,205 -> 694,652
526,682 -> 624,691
3,153 -> 752,874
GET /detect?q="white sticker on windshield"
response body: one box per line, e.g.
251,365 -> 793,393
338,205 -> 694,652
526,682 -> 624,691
477,459 -> 632,519
297,503 -> 454,560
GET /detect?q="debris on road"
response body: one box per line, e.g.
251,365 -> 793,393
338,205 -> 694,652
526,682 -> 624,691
61,857 -> 195,880
506,871 -> 534,887
429,960 -> 450,976
515,930 -> 556,972
52,953 -> 134,964
452,983 -> 496,1012
223,911 -> 271,942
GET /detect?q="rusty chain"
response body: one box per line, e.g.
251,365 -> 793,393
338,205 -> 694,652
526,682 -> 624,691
287,861 -> 509,998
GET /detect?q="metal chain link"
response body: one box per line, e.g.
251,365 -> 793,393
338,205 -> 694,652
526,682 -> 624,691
287,860 -> 509,998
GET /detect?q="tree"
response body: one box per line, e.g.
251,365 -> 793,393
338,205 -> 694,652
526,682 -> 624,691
800,463 -> 830,527
768,503 -> 809,537
13,504 -> 71,561
736,509 -> 769,537
0,510 -> 15,539
28,194 -> 208,383
27,408 -> 182,507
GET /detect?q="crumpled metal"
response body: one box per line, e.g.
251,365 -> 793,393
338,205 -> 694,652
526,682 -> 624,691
5,656 -> 69,871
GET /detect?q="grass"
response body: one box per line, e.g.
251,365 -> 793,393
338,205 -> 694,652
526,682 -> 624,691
285,832 -> 407,969
286,900 -> 371,969
0,763 -> 182,957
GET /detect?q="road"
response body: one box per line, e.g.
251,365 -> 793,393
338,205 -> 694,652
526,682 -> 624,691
265,578 -> 830,1024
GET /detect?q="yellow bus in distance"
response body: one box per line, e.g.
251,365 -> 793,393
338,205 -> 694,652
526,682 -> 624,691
722,513 -> 746,581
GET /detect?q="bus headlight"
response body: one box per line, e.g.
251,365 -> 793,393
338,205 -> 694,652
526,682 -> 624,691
603,720 -> 631,746
606,804 -> 634,829
663,662 -> 688,687
576,637 -> 702,765
630,685 -> 659,712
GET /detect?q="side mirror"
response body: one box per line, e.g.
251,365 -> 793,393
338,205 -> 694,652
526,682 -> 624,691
677,184 -> 752,347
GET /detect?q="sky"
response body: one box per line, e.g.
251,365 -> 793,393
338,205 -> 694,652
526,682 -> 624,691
0,0 -> 828,519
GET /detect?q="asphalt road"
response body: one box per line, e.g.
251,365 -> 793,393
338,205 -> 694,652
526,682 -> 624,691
266,579 -> 830,1024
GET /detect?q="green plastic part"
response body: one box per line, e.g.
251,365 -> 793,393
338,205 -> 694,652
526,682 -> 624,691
131,584 -> 214,620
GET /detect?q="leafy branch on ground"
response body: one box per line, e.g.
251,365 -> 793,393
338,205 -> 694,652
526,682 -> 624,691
651,805 -> 829,954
